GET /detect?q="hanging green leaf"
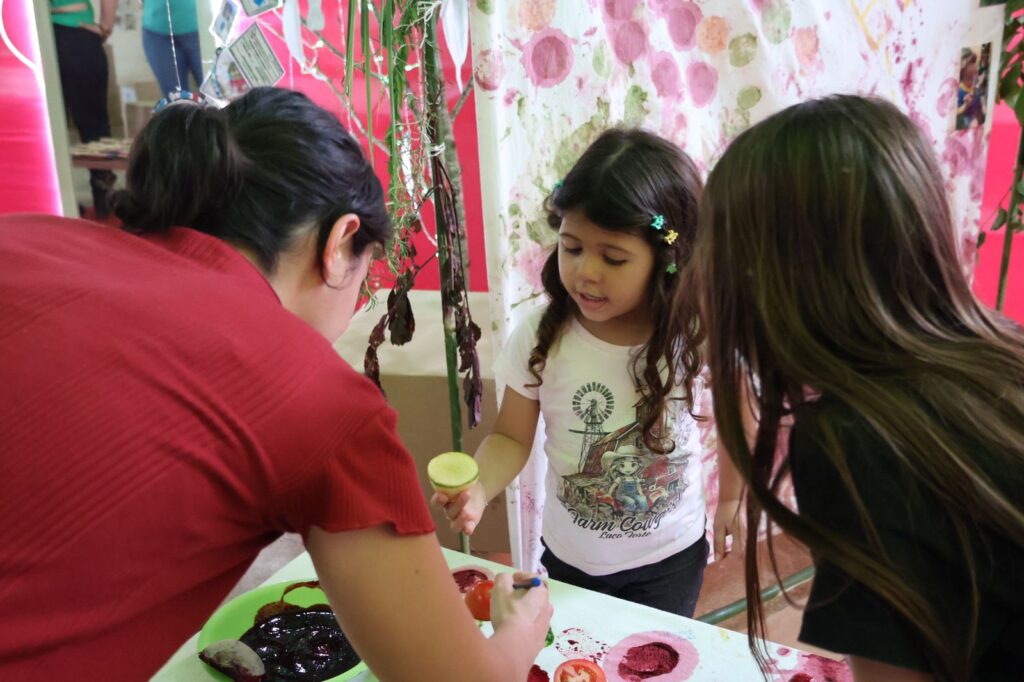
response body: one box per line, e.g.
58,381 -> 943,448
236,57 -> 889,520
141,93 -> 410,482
977,230 -> 987,248
993,207 -> 1009,232
1001,64 -> 1022,100
362,0 -> 374,167
345,0 -> 357,104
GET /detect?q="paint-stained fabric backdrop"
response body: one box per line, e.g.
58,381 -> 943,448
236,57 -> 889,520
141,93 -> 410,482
469,0 -> 1006,570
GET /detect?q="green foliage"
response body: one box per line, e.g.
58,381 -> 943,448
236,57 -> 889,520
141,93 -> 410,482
988,3 -> 1024,311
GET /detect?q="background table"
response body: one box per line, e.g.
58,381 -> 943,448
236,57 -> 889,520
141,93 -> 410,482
152,549 -> 849,681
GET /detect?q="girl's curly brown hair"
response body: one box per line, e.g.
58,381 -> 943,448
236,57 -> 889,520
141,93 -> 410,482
528,128 -> 705,454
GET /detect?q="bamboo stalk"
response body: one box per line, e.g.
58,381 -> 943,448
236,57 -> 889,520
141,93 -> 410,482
422,10 -> 471,556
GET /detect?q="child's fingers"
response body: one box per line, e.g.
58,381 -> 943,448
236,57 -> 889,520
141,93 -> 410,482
444,491 -> 472,517
452,506 -> 481,535
713,531 -> 726,561
430,492 -> 450,507
512,571 -> 545,585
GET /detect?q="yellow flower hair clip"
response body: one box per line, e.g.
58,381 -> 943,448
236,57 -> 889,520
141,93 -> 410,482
663,229 -> 679,245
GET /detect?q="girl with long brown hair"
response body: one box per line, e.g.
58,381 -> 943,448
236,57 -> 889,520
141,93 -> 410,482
436,128 -> 742,617
688,94 -> 1024,680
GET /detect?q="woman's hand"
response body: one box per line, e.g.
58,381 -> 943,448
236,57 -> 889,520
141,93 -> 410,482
713,497 -> 747,561
432,480 -> 488,535
490,571 -> 553,658
79,22 -> 113,42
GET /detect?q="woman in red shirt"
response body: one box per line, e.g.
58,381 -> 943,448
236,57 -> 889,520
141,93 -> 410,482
0,87 -> 551,681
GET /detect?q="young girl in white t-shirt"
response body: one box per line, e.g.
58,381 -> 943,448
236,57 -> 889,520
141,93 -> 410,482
435,128 -> 742,617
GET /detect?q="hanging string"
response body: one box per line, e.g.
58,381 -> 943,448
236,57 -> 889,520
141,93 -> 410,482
164,0 -> 182,92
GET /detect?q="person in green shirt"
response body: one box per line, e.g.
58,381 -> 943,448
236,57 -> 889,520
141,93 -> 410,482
49,0 -> 118,218
142,0 -> 201,95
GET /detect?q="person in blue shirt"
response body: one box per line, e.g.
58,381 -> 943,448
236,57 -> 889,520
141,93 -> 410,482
142,0 -> 202,95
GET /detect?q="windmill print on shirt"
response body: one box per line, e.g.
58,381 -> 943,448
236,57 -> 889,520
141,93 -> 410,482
557,381 -> 688,538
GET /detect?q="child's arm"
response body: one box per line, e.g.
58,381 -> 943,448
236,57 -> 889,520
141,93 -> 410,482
713,449 -> 746,561
712,379 -> 758,560
433,388 -> 540,535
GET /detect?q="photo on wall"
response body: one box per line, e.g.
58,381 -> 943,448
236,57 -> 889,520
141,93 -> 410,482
211,0 -> 239,45
956,42 -> 993,131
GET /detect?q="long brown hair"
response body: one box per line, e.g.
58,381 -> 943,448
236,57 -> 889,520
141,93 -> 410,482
531,128 -> 704,453
688,95 -> 1024,679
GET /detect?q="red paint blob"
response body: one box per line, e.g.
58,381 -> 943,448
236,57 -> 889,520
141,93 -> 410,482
451,568 -> 489,593
605,632 -> 698,682
617,642 -> 678,680
528,664 -> 551,682
555,627 -> 610,662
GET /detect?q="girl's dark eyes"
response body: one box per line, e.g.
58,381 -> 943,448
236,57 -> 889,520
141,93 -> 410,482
560,245 -> 627,266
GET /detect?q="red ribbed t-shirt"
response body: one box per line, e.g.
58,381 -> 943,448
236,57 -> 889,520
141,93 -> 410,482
0,215 -> 434,680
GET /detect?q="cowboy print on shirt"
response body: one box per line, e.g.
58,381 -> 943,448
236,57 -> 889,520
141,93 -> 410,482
493,307 -> 706,575
556,381 -> 691,540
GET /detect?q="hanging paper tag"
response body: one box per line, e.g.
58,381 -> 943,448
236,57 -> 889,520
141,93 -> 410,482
229,23 -> 286,86
200,24 -> 284,103
282,0 -> 303,69
440,0 -> 469,92
238,0 -> 280,18
306,0 -> 324,31
211,0 -> 239,45
201,48 -> 253,102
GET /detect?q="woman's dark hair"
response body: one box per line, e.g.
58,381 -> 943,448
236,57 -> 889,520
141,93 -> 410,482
531,128 -> 704,454
114,87 -> 390,272
688,94 -> 1024,680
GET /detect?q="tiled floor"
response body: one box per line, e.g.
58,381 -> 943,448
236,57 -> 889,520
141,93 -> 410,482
692,535 -> 842,661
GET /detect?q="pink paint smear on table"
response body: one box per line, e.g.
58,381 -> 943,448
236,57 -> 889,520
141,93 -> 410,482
604,631 -> 698,682
773,652 -> 853,682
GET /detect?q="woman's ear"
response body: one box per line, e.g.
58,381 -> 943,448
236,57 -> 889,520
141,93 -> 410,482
322,213 -> 362,286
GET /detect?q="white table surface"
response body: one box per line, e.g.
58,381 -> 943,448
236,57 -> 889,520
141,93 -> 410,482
151,549 -> 848,681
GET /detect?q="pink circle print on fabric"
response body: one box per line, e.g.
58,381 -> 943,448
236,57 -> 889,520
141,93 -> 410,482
651,53 -> 682,99
519,0 -> 557,31
522,28 -> 574,88
474,48 -> 504,91
614,20 -> 648,64
666,2 -> 702,51
603,0 -> 641,21
604,631 -> 699,682
686,61 -> 718,107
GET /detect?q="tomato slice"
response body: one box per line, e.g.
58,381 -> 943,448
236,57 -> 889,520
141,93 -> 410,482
553,659 -> 606,682
464,579 -> 493,621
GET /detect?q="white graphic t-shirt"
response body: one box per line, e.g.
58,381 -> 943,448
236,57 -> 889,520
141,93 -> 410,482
494,306 -> 706,576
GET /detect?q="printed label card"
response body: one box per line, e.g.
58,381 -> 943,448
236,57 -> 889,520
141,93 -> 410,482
238,0 -> 281,18
954,42 -> 993,131
229,23 -> 285,87
211,0 -> 239,45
